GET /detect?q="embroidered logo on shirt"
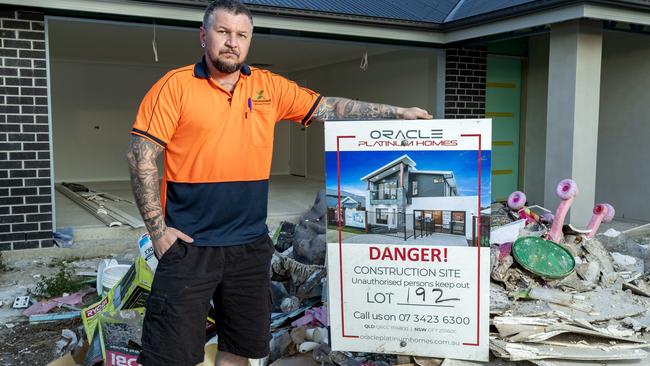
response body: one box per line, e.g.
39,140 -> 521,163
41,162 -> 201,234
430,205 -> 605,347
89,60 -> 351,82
253,90 -> 272,106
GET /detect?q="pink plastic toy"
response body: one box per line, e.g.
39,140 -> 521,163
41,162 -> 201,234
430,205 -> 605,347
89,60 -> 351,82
543,213 -> 555,225
507,191 -> 542,225
586,203 -> 615,238
507,191 -> 526,210
546,179 -> 579,242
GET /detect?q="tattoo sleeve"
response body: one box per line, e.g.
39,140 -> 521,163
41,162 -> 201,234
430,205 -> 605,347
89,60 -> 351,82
126,136 -> 166,240
311,97 -> 399,122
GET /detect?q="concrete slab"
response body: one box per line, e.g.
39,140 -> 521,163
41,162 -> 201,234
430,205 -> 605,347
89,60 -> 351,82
55,175 -> 324,231
341,232 -> 469,246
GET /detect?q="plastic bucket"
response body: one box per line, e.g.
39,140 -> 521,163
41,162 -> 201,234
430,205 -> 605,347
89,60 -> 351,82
102,264 -> 130,294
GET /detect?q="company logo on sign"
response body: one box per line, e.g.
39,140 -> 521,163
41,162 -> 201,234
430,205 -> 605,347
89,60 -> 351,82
359,129 -> 457,147
370,129 -> 442,140
84,298 -> 109,318
106,350 -> 141,366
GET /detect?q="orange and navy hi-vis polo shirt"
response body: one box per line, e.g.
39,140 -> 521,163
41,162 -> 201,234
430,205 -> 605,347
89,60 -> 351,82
131,57 -> 323,246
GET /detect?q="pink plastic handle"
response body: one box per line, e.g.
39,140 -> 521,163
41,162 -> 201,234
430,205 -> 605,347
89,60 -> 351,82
547,179 -> 579,242
586,203 -> 613,238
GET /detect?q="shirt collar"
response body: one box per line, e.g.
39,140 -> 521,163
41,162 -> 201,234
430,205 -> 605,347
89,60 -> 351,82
193,56 -> 251,79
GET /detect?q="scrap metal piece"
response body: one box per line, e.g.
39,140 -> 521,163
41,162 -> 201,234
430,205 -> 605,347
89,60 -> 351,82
57,183 -> 144,228
57,184 -> 121,227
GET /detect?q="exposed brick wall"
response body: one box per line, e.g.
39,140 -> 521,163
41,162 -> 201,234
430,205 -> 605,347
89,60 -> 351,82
444,46 -> 487,119
0,8 -> 53,251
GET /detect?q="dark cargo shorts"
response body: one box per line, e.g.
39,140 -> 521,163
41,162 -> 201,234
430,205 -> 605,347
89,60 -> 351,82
137,235 -> 275,365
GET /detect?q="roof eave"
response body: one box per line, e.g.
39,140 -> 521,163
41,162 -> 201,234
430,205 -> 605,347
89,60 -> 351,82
246,4 -> 444,30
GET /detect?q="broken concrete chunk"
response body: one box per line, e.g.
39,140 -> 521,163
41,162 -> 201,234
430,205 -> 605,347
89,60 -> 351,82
525,287 -> 592,313
556,272 -> 597,292
611,252 -> 644,274
547,288 -> 646,322
576,261 -> 600,284
628,310 -> 650,333
583,239 -> 616,273
510,300 -> 554,317
598,230 -> 650,275
439,359 -> 489,365
281,296 -> 301,313
490,282 -> 512,314
413,356 -> 444,366
290,326 -> 307,345
623,281 -> 650,297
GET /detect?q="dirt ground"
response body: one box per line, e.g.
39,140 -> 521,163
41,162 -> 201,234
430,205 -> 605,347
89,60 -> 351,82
0,318 -> 82,366
0,251 -> 133,366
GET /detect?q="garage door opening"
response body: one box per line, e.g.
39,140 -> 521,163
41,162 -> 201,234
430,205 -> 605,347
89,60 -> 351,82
47,17 -> 442,233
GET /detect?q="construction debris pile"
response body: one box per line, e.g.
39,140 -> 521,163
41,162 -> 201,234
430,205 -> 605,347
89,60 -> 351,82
267,190 -> 403,365
4,180 -> 650,365
488,179 -> 650,365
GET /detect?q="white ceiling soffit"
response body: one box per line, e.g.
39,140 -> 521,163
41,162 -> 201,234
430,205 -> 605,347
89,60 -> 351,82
444,3 -> 650,43
583,3 -> 650,27
2,0 -> 444,44
445,4 -> 586,43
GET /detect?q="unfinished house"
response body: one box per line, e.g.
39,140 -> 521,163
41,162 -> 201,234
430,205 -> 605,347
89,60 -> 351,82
1,0 -> 650,250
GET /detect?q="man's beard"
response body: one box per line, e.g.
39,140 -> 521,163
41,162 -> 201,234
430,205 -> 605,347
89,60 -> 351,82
210,52 -> 244,74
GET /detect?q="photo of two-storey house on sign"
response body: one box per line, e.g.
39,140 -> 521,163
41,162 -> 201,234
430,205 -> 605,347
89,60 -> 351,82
325,121 -> 491,247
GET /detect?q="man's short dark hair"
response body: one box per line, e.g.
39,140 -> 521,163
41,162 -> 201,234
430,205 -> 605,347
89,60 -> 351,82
203,0 -> 253,27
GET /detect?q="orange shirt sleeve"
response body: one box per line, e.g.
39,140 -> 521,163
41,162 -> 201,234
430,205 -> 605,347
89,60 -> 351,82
131,70 -> 183,147
271,74 -> 323,127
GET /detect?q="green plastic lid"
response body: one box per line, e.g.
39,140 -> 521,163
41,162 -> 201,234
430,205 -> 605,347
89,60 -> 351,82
512,236 -> 576,278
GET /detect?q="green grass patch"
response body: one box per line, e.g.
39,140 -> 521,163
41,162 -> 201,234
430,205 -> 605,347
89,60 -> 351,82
327,225 -> 366,235
31,261 -> 87,299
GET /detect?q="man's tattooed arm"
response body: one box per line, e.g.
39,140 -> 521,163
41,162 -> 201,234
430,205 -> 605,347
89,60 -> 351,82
311,97 -> 431,122
126,136 -> 166,240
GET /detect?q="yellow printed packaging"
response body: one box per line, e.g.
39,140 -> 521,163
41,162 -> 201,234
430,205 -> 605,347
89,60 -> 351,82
82,256 -> 154,345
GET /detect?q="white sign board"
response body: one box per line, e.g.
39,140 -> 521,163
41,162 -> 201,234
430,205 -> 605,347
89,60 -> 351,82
325,119 -> 491,361
345,209 -> 366,229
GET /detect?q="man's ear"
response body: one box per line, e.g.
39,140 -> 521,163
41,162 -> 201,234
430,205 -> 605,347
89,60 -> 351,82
199,26 -> 207,45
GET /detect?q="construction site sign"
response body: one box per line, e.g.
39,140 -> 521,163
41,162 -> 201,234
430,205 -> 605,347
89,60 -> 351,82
325,119 -> 491,361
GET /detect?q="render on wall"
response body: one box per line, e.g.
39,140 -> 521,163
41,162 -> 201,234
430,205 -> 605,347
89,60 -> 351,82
289,49 -> 439,180
523,34 -> 549,206
597,31 -> 650,221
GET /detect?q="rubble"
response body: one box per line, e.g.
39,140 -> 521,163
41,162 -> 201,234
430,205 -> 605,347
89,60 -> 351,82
488,181 -> 650,365
3,184 -> 650,366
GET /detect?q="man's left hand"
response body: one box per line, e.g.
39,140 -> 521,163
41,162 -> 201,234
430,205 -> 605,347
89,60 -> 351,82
398,107 -> 432,120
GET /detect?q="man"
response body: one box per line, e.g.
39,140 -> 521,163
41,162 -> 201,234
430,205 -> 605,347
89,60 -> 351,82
127,1 -> 431,365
